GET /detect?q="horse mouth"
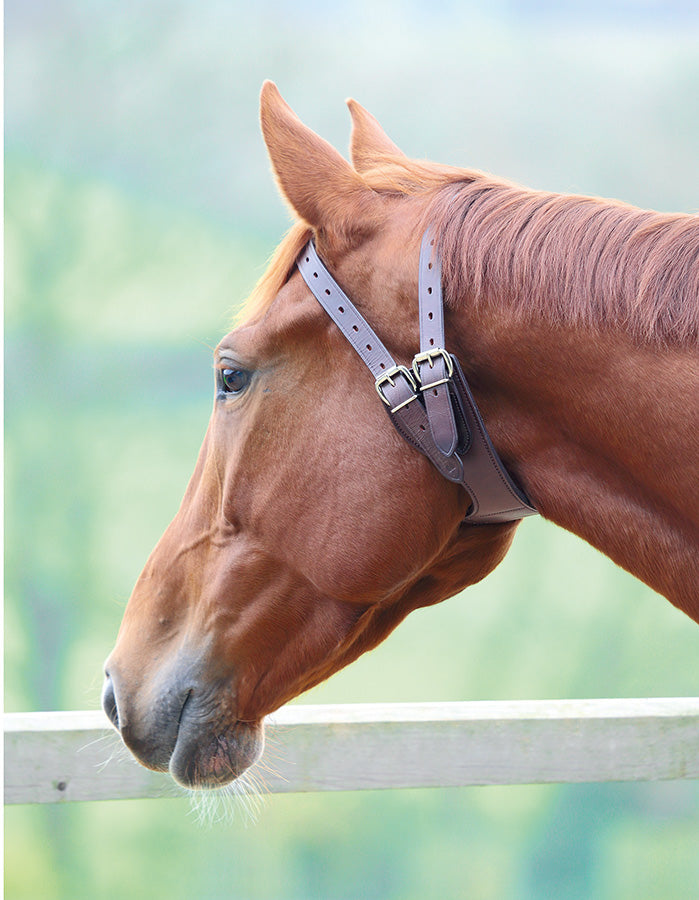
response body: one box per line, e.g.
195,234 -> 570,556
168,700 -> 265,790
104,666 -> 265,790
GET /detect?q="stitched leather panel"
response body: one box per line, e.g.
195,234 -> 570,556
449,357 -> 535,523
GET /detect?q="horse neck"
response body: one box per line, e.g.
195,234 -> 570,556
442,221 -> 699,618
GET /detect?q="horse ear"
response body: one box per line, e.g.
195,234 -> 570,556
347,98 -> 406,172
260,81 -> 382,236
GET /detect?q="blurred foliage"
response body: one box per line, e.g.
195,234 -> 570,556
4,1 -> 699,899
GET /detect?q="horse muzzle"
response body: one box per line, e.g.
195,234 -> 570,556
101,659 -> 264,789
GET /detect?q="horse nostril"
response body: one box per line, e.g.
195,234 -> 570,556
101,674 -> 120,730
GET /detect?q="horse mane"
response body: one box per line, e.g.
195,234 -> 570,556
363,156 -> 699,344
428,176 -> 699,344
242,156 -> 699,344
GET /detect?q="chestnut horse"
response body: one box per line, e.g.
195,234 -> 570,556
103,82 -> 699,789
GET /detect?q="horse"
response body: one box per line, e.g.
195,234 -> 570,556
102,81 -> 699,790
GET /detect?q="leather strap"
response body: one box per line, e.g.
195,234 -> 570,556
416,232 -> 458,456
297,237 -> 537,524
298,241 -> 395,379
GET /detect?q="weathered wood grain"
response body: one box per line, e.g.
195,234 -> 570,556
5,699 -> 699,804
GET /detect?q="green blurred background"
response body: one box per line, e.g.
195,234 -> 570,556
5,1 -> 699,898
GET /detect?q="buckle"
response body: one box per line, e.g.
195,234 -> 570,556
412,348 -> 454,389
375,365 -> 418,413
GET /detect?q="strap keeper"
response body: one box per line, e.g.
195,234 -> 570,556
389,394 -> 420,413
418,376 -> 451,392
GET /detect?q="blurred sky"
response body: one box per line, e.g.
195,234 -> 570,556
6,0 -> 699,242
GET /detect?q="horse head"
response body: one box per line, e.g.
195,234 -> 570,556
102,83 -> 518,788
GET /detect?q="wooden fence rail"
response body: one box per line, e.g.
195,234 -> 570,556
5,698 -> 699,805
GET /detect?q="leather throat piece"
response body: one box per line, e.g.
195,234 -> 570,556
297,232 -> 537,524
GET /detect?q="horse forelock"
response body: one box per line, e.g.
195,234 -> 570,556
236,222 -> 312,326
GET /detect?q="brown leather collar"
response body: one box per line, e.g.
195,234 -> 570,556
297,233 -> 536,524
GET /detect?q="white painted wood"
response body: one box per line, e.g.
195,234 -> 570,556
5,699 -> 699,805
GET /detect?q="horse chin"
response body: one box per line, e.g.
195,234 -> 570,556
168,717 -> 265,790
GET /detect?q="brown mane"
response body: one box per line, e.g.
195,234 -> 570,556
428,177 -> 699,344
363,155 -> 699,343
242,155 -> 699,344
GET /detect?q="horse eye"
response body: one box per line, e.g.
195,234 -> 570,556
221,368 -> 251,394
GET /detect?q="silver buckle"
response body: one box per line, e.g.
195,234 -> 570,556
412,348 -> 454,389
375,365 -> 418,413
